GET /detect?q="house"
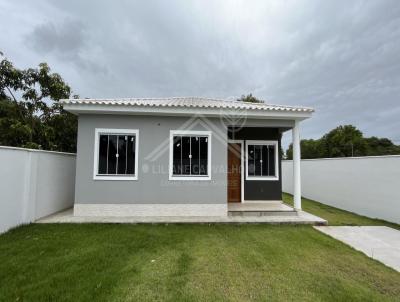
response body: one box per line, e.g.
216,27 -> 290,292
61,97 -> 312,217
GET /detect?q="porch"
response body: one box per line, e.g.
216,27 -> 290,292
36,207 -> 326,224
227,120 -> 302,210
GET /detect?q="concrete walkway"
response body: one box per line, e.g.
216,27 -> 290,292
36,208 -> 327,225
315,226 -> 400,272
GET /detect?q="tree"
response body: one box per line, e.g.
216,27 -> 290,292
286,139 -> 326,160
237,93 -> 263,103
364,137 -> 400,156
322,125 -> 366,157
286,125 -> 400,159
0,53 -> 77,152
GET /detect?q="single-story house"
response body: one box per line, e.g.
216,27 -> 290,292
61,97 -> 312,217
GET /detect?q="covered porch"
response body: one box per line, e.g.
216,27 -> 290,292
226,119 -> 303,213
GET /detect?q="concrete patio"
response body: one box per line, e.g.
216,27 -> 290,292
37,204 -> 327,225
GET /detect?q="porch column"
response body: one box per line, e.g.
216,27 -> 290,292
292,120 -> 302,210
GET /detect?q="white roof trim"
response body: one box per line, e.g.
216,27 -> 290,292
61,97 -> 314,120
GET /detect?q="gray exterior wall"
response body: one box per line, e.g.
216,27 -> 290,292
75,114 -> 228,205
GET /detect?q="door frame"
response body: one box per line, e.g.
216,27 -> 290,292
227,140 -> 244,203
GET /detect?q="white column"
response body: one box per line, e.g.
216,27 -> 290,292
292,120 -> 302,210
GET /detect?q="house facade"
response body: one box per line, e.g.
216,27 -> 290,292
62,97 -> 312,217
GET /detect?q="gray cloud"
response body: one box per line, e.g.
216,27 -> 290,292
1,0 -> 400,147
28,18 -> 108,75
29,20 -> 85,54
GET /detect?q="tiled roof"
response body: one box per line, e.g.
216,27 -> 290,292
60,97 -> 314,113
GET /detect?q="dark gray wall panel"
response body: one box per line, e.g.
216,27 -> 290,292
229,127 -> 283,200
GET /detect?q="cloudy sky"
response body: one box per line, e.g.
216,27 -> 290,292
1,0 -> 400,147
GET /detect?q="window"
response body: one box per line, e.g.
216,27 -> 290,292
246,140 -> 279,180
94,129 -> 139,180
170,130 -> 211,180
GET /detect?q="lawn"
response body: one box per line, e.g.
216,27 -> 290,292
282,193 -> 400,230
1,223 -> 400,301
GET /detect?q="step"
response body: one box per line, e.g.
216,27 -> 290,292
228,210 -> 298,217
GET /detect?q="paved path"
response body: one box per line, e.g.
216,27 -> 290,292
315,226 -> 400,272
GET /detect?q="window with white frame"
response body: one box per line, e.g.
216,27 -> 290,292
170,131 -> 211,180
94,129 -> 139,180
246,140 -> 279,180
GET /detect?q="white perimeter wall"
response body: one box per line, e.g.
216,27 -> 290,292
282,156 -> 400,224
0,146 -> 76,233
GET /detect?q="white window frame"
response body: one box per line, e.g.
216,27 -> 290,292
93,128 -> 139,181
169,130 -> 212,181
245,140 -> 279,181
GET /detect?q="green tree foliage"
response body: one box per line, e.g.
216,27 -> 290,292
0,54 -> 77,152
286,139 -> 326,159
237,93 -> 263,103
322,125 -> 366,157
286,125 -> 400,159
364,137 -> 400,156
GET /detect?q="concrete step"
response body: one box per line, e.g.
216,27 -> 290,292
228,210 -> 298,217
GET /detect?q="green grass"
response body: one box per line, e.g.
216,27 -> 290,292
282,193 -> 400,230
1,223 -> 400,301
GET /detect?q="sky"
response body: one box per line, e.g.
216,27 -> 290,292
1,0 -> 400,148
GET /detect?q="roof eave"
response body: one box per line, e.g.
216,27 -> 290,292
63,103 -> 313,120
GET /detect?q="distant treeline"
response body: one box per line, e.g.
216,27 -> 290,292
286,125 -> 400,159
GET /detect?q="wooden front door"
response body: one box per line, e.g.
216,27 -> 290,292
228,143 -> 242,203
